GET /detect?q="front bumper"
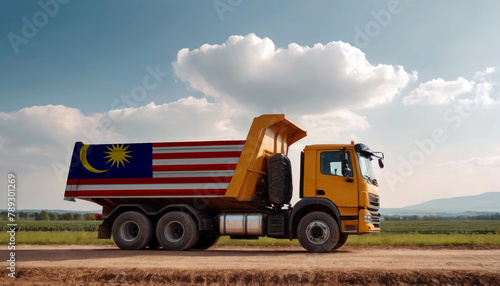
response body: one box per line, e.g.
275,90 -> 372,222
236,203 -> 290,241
358,208 -> 380,233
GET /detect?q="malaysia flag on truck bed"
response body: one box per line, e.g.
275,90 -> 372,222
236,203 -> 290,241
64,140 -> 245,200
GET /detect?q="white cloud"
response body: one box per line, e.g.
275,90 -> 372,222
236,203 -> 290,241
0,105 -> 104,152
403,67 -> 496,106
462,82 -> 494,106
473,67 -> 495,82
173,33 -> 413,113
439,156 -> 500,168
404,77 -> 473,105
298,109 -> 369,142
105,97 -> 249,142
0,135 -> 8,152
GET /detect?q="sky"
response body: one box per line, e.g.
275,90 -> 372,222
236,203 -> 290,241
1,0 -> 499,211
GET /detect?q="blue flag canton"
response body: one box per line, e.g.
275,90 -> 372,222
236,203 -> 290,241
69,142 -> 153,179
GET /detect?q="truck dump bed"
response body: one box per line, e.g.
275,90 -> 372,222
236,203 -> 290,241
64,114 -> 306,213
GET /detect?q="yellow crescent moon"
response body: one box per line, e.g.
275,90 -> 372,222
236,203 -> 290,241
80,143 -> 109,173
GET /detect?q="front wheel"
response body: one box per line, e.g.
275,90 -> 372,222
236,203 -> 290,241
297,211 -> 339,253
156,211 -> 199,251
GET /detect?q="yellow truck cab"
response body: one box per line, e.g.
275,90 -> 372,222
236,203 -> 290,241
65,114 -> 384,253
301,144 -> 381,237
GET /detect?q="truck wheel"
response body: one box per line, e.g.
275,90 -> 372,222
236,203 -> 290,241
112,211 -> 153,250
156,211 -> 199,251
192,231 -> 220,250
297,211 -> 339,253
333,234 -> 348,250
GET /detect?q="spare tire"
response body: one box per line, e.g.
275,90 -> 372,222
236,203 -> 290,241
267,153 -> 292,206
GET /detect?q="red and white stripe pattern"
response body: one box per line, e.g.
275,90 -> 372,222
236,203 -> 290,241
65,140 -> 245,199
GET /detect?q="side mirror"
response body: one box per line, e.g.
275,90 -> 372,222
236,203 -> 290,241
339,148 -> 351,176
378,159 -> 384,168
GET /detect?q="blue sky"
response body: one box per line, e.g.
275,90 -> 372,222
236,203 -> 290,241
1,0 -> 499,210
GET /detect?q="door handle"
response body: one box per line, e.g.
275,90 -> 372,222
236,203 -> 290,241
316,190 -> 325,196
345,178 -> 354,183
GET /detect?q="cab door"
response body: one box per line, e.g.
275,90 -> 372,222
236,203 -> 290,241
315,150 -> 358,207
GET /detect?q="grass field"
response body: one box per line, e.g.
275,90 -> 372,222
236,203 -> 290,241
0,220 -> 100,232
1,220 -> 499,246
381,220 -> 500,234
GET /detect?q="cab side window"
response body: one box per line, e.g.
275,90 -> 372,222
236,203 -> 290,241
320,151 -> 353,177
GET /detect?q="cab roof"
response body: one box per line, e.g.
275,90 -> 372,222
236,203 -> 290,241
304,143 -> 355,150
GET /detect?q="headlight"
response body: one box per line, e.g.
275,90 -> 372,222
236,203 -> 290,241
364,214 -> 371,223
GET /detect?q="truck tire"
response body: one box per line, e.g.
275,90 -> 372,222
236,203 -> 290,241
192,231 -> 220,250
112,211 -> 153,250
297,211 -> 339,253
267,153 -> 292,205
333,234 -> 348,250
156,211 -> 199,251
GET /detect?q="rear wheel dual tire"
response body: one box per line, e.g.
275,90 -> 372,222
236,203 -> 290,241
112,211 -> 153,250
297,211 -> 339,253
156,211 -> 199,251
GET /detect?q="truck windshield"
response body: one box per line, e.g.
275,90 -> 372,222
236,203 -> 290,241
357,153 -> 377,185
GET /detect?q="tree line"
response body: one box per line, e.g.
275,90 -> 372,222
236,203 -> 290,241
382,213 -> 500,221
0,210 -> 101,221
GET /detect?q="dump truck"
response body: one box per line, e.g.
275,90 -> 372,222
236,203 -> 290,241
64,114 -> 384,253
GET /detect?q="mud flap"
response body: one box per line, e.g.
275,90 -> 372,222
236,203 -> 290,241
98,223 -> 112,239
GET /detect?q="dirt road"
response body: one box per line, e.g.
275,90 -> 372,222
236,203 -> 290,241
2,245 -> 500,285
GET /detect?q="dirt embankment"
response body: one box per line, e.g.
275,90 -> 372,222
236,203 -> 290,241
2,245 -> 499,285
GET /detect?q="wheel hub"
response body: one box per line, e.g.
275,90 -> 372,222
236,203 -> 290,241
120,221 -> 140,242
306,220 -> 330,244
165,221 -> 185,243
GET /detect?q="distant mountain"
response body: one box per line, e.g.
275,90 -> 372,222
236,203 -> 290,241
381,192 -> 500,216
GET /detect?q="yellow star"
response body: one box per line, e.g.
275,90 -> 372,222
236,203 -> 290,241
103,144 -> 132,168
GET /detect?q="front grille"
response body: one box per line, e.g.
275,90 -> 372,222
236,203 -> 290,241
369,211 -> 380,228
368,193 -> 379,210
368,193 -> 380,228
